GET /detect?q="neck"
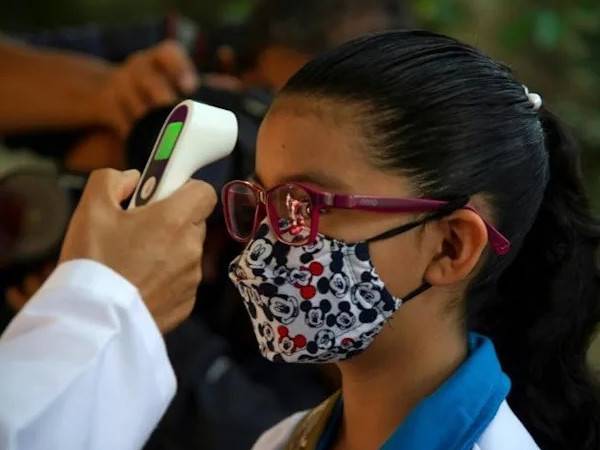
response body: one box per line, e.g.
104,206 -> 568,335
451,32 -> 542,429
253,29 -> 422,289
334,309 -> 468,450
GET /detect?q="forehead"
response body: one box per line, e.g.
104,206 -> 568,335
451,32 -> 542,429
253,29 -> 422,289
255,98 -> 375,191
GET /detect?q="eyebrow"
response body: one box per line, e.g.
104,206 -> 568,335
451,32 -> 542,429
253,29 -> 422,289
253,170 -> 350,191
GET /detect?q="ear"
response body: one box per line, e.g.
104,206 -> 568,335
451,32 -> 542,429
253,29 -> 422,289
423,209 -> 488,286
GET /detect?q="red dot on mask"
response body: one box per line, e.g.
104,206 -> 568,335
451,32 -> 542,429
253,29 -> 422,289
309,262 -> 324,276
342,338 -> 354,347
300,285 -> 317,300
277,326 -> 289,338
294,335 -> 307,348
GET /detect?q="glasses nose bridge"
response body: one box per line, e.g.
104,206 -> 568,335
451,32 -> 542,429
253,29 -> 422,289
257,189 -> 267,206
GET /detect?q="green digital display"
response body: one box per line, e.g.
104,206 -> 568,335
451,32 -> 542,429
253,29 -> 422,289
155,122 -> 183,160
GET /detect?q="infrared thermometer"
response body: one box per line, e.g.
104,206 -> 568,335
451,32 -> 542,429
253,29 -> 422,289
128,100 -> 238,208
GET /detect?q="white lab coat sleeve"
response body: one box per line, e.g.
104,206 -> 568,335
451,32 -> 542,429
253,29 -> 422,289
0,259 -> 176,450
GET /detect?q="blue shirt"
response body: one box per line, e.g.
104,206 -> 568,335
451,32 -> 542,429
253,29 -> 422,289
317,333 -> 511,450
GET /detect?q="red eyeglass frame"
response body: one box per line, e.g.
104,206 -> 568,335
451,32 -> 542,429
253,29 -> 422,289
221,180 -> 511,255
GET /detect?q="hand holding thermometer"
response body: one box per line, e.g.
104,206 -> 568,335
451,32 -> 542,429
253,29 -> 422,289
129,100 -> 238,208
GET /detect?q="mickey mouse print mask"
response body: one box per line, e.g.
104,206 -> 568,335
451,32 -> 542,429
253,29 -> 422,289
228,221 -> 428,363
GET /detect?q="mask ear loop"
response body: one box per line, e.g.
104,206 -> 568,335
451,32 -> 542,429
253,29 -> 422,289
401,281 -> 433,303
366,195 -> 471,305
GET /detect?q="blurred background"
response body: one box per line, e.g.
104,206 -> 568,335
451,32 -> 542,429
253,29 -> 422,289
2,1 -> 599,199
0,1 -> 598,449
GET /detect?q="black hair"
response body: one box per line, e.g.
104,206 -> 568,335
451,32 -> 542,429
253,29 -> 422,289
237,0 -> 412,70
279,30 -> 600,449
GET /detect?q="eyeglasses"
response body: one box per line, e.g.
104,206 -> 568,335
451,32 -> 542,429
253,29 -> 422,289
221,180 -> 511,255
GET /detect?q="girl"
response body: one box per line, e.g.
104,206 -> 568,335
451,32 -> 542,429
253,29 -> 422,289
223,31 -> 600,450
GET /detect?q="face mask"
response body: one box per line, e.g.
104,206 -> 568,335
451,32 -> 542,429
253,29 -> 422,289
228,220 -> 432,363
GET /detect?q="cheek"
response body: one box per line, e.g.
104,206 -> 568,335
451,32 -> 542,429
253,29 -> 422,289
319,211 -> 382,242
368,233 -> 426,298
319,211 -> 415,243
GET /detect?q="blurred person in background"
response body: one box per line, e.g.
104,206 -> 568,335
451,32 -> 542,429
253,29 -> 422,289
128,0 -> 413,170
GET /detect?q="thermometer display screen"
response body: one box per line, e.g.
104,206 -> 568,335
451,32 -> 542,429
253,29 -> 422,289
155,121 -> 183,160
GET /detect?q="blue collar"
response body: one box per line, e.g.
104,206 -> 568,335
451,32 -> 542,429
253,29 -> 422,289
317,333 -> 510,450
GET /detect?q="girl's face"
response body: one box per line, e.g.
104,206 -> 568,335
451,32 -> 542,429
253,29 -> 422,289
254,98 -> 435,300
250,97 -> 490,365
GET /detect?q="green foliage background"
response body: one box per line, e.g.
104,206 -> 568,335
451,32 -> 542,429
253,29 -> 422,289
416,1 -> 600,209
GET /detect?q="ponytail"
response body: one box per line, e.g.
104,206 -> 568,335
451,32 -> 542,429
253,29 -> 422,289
475,110 -> 600,449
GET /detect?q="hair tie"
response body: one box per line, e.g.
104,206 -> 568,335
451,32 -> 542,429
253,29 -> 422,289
523,85 -> 543,111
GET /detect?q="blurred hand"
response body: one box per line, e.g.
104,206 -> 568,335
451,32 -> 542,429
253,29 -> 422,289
60,169 -> 217,333
92,40 -> 198,138
65,130 -> 126,172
